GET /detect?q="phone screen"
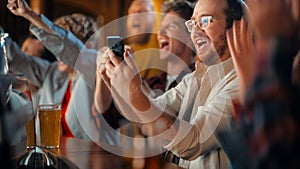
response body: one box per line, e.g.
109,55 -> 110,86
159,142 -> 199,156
106,36 -> 125,61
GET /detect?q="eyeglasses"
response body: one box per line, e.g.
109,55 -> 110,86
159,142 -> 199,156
185,16 -> 223,32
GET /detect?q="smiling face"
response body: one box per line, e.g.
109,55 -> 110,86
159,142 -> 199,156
191,0 -> 230,66
157,12 -> 193,61
126,0 -> 155,44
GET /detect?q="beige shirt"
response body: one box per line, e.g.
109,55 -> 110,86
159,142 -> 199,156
153,58 -> 238,169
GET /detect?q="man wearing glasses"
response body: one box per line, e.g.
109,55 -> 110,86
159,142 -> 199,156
101,0 -> 244,168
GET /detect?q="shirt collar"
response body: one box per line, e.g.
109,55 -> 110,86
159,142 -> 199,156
206,57 -> 234,77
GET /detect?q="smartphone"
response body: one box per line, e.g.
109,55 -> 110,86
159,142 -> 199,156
106,36 -> 125,61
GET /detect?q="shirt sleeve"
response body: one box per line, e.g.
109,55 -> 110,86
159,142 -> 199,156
29,15 -> 97,88
151,73 -> 194,117
164,77 -> 239,160
5,36 -> 52,87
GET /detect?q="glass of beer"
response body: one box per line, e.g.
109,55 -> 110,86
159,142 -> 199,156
26,117 -> 36,148
38,104 -> 62,148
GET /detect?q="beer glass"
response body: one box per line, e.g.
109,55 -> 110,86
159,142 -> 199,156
25,116 -> 36,148
39,104 -> 62,148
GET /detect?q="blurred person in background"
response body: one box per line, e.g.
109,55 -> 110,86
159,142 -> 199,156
7,0 -> 98,140
125,0 -> 167,79
13,35 -> 56,102
225,0 -> 300,168
93,0 -> 196,145
100,0 -> 244,168
0,28 -> 34,145
21,35 -> 57,62
6,0 -> 160,145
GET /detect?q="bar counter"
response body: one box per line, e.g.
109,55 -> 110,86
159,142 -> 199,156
12,137 -> 183,169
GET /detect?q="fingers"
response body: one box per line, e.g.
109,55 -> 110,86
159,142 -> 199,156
17,0 -> 25,10
240,17 -> 248,49
108,50 -> 122,66
101,72 -> 112,89
124,45 -> 134,54
124,50 -> 136,70
97,48 -> 110,72
226,28 -> 237,59
7,0 -> 17,11
96,47 -> 114,85
105,61 -> 115,79
245,17 -> 254,48
240,16 -> 246,36
232,20 -> 242,54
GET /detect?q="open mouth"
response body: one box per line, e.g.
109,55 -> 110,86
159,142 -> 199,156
159,39 -> 169,50
196,39 -> 209,53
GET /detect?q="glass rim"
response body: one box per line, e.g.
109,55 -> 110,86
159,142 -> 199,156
38,104 -> 62,110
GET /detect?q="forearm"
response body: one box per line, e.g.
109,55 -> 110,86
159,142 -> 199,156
129,85 -> 179,139
29,15 -> 97,87
94,73 -> 112,113
141,112 -> 178,140
22,10 -> 54,34
6,37 -> 50,87
129,83 -> 151,112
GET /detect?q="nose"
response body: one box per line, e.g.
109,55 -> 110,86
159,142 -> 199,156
158,26 -> 167,35
191,24 -> 206,35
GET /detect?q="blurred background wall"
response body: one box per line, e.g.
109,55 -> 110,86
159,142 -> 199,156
0,0 -> 164,45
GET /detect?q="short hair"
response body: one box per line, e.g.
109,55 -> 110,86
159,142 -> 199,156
160,0 -> 196,56
54,13 -> 98,43
24,35 -> 57,62
130,0 -> 154,12
223,0 -> 244,29
160,0 -> 195,21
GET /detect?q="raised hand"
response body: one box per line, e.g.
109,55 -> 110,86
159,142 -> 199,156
7,0 -> 54,33
106,48 -> 148,114
94,46 -> 113,113
7,0 -> 32,18
226,16 -> 255,103
106,49 -> 142,96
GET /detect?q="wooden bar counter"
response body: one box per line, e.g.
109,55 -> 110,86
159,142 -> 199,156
12,137 -> 183,169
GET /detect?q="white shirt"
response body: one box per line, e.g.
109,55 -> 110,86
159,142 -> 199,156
153,58 -> 239,169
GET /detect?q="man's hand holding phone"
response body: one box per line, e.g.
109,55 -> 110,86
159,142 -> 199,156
107,36 -> 125,61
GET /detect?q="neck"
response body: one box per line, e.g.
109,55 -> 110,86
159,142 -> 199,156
220,49 -> 231,62
68,71 -> 76,81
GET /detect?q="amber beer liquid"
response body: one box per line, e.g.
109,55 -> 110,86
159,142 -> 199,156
26,117 -> 36,148
38,104 -> 62,148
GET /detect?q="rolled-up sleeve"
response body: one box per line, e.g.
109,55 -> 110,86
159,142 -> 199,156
30,15 -> 97,88
163,76 -> 239,160
30,15 -> 84,67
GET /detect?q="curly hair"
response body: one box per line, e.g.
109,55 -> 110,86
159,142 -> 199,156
54,13 -> 98,43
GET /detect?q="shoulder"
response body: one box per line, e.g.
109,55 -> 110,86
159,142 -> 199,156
9,90 -> 29,111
